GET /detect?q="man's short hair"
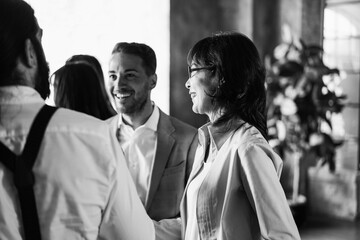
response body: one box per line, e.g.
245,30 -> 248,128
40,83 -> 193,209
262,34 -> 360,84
111,42 -> 157,76
0,0 -> 38,81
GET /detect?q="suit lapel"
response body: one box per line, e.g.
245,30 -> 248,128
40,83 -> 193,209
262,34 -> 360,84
146,110 -> 175,210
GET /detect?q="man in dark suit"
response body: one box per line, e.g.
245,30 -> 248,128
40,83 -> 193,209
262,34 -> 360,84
106,42 -> 198,221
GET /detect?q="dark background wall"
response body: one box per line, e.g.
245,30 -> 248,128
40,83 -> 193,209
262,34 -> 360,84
170,0 -> 324,128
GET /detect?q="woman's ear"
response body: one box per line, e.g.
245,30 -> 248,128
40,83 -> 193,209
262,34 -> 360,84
23,38 -> 37,68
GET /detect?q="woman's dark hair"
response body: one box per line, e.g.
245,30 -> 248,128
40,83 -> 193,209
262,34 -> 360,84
66,55 -> 104,81
111,42 -> 157,76
187,31 -> 268,139
66,54 -> 116,117
52,62 -> 116,120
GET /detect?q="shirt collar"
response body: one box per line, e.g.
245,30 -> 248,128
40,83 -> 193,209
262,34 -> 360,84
0,86 -> 43,105
197,119 -> 246,148
118,103 -> 160,132
198,122 -> 211,148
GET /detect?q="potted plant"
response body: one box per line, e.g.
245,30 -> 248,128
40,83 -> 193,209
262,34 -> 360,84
265,26 -> 346,226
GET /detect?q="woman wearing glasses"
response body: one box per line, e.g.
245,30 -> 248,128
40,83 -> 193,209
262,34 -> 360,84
181,32 -> 301,240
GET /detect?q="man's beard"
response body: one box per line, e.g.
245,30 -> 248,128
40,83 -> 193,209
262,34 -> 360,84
123,93 -> 148,115
115,83 -> 150,115
31,37 -> 50,100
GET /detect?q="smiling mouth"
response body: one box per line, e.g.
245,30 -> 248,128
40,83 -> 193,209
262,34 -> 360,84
113,90 -> 132,100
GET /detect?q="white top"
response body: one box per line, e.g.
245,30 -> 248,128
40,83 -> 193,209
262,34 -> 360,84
0,86 -> 155,240
180,121 -> 301,240
117,105 -> 159,204
185,128 -> 217,240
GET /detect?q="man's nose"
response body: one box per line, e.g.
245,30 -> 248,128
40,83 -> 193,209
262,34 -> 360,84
114,75 -> 125,86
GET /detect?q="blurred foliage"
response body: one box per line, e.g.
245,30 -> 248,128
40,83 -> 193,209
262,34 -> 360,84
266,34 -> 346,172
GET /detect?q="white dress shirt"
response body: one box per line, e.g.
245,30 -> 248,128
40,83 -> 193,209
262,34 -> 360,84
0,86 -> 154,240
117,105 -> 159,205
180,121 -> 301,240
185,127 -> 217,240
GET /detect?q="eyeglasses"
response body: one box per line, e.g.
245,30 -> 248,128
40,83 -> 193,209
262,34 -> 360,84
187,66 -> 215,78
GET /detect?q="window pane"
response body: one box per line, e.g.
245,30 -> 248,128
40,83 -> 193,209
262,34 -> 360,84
324,38 -> 360,71
324,1 -> 360,170
25,0 -> 170,113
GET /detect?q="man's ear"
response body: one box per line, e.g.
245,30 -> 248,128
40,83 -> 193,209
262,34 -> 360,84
24,38 -> 37,68
149,73 -> 157,90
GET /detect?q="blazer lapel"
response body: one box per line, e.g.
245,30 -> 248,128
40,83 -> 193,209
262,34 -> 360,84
146,110 -> 175,210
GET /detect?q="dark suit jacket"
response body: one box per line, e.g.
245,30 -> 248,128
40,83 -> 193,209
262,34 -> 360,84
107,108 -> 198,220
